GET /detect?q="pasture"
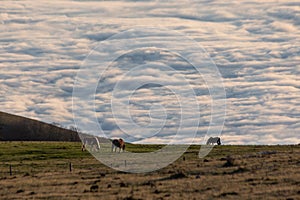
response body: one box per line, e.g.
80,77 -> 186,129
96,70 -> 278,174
0,142 -> 299,199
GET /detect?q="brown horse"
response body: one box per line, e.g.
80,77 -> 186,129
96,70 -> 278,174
111,138 -> 125,152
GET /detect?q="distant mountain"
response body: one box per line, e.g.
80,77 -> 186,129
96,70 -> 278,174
0,111 -> 80,141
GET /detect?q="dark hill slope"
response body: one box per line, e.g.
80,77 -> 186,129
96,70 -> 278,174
0,111 -> 80,141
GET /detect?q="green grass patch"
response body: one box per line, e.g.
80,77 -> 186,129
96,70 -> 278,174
0,141 -> 90,162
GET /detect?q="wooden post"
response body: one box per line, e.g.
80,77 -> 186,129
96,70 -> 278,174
9,165 -> 12,176
69,162 -> 72,172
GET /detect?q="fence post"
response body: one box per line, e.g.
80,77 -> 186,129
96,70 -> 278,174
69,162 -> 72,172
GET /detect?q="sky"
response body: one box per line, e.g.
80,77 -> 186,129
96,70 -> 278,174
0,0 -> 299,145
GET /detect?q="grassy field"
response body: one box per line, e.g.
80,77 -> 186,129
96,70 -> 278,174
0,142 -> 299,199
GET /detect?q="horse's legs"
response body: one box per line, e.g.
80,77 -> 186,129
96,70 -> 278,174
112,144 -> 118,152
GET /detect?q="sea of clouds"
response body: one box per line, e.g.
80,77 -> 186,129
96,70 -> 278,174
0,0 -> 299,144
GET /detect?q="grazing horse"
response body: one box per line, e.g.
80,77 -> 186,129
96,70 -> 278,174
82,136 -> 100,152
206,137 -> 221,145
111,138 -> 125,152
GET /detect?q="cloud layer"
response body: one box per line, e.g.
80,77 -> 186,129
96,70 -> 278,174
0,0 -> 299,144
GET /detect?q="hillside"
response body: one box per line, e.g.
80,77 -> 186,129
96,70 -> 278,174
0,111 -> 80,141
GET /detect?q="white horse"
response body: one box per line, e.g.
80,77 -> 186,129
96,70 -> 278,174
82,136 -> 100,152
206,137 -> 221,145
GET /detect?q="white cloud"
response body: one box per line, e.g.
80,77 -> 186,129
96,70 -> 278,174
0,0 -> 299,144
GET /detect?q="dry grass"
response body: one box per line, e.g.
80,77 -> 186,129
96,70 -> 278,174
0,142 -> 299,199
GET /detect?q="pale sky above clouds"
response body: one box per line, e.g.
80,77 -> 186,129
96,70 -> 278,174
0,0 -> 299,144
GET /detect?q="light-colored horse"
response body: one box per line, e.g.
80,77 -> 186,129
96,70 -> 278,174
82,136 -> 100,152
206,137 -> 221,145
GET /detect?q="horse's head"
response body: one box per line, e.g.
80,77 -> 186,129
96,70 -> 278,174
119,138 -> 125,150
